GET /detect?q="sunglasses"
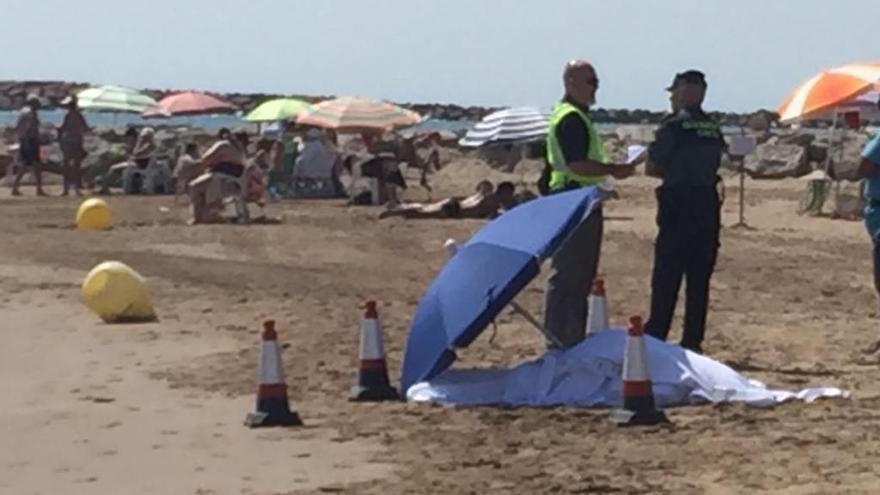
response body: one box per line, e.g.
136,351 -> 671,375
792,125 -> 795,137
586,77 -> 600,88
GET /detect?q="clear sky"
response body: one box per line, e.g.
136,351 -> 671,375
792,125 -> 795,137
1,0 -> 877,112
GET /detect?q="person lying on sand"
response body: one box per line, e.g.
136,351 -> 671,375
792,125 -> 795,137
379,180 -> 517,220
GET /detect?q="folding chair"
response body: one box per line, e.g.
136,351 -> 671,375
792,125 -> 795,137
215,173 -> 250,224
291,176 -> 338,198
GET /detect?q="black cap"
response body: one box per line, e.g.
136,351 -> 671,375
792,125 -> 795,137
666,70 -> 707,91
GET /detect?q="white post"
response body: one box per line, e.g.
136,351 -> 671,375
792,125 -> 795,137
823,111 -> 839,174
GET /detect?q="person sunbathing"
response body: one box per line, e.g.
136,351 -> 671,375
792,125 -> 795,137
379,181 -> 517,220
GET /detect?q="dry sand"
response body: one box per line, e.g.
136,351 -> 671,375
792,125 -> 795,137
2,166 -> 880,494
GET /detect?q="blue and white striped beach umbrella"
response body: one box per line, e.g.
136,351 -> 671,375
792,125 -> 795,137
458,107 -> 549,147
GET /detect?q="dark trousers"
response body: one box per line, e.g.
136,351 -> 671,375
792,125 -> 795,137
543,206 -> 603,349
645,187 -> 720,351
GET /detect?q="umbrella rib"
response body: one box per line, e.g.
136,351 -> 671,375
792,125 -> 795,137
508,300 -> 562,348
455,241 -> 560,347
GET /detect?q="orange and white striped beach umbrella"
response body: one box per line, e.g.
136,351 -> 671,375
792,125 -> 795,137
295,96 -> 421,133
777,62 -> 880,122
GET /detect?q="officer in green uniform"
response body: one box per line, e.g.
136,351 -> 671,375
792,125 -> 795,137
542,59 -> 638,348
644,70 -> 726,354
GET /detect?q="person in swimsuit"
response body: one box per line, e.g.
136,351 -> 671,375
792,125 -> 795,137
379,180 -> 517,220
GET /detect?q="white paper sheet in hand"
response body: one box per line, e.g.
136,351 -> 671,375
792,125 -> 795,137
406,329 -> 849,408
626,145 -> 647,164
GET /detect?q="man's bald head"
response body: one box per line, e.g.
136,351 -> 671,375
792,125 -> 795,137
563,59 -> 598,107
564,60 -> 595,78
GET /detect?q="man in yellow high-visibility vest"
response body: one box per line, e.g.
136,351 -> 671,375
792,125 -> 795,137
542,60 -> 639,348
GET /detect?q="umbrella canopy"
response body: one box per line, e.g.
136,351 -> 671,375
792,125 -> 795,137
807,88 -> 880,122
399,187 -> 603,393
76,85 -> 161,114
852,89 -> 880,106
143,91 -> 236,117
458,107 -> 549,147
243,98 -> 313,122
777,62 -> 880,122
295,96 -> 421,133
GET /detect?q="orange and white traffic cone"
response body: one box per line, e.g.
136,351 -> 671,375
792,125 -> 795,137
350,301 -> 399,401
610,315 -> 669,426
586,278 -> 609,335
245,320 -> 303,427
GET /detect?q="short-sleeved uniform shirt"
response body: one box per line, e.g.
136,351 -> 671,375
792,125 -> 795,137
648,106 -> 725,188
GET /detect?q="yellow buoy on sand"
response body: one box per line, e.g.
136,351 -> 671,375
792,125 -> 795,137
82,261 -> 157,323
76,198 -> 112,230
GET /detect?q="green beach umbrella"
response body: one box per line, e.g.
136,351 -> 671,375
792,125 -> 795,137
76,85 -> 163,114
243,98 -> 313,122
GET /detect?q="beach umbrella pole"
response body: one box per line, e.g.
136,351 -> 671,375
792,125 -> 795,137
834,125 -> 847,212
730,129 -> 755,230
509,301 -> 563,348
822,111 -> 839,175
731,155 -> 750,229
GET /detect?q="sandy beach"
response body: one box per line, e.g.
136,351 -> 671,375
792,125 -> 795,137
2,163 -> 880,494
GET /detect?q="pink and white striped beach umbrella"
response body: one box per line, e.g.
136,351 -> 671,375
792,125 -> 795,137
295,96 -> 421,133
142,91 -> 237,117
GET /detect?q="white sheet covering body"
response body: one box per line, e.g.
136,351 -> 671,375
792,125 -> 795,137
407,329 -> 848,408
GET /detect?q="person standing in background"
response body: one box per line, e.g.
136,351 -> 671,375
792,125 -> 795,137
857,129 -> 880,356
11,94 -> 46,197
58,95 -> 89,196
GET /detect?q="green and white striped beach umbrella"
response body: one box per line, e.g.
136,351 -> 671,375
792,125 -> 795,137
76,85 -> 162,114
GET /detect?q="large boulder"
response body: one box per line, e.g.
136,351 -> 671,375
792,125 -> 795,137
744,143 -> 809,178
154,128 -> 180,154
807,144 -> 828,164
81,137 -> 128,177
830,132 -> 869,181
777,132 -> 815,147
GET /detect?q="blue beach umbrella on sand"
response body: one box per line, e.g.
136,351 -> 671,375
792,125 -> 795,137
400,187 -> 603,393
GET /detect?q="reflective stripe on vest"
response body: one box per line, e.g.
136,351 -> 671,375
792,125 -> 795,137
545,101 -> 608,190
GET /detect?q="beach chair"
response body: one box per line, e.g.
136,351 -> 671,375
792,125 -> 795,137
267,158 -> 295,198
2,145 -> 20,186
146,154 -> 174,194
215,173 -> 251,224
117,155 -> 171,194
798,170 -> 833,216
291,176 -> 338,198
